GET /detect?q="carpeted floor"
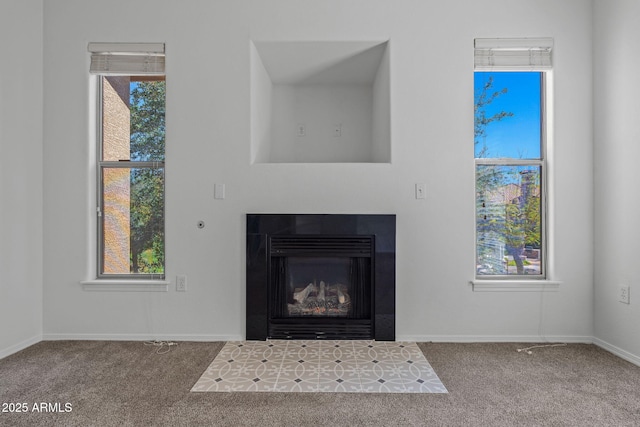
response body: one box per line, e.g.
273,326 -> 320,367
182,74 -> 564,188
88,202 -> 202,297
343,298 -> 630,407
1,340 -> 640,426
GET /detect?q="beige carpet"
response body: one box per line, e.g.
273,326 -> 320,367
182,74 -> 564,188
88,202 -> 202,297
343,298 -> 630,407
191,340 -> 447,393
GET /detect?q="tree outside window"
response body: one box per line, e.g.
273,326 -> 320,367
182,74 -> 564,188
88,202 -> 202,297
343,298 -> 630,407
475,72 -> 544,277
100,76 -> 165,277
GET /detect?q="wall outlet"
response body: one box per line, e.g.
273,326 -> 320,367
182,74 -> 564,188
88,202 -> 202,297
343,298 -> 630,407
619,285 -> 630,304
177,275 -> 187,292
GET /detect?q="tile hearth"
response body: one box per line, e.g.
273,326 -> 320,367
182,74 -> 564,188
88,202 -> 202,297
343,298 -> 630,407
191,340 -> 447,393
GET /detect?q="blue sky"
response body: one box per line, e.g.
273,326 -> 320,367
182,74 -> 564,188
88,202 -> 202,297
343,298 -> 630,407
474,72 -> 541,159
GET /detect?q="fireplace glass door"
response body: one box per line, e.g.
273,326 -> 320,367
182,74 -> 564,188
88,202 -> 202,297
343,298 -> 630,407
267,235 -> 373,338
271,257 -> 371,319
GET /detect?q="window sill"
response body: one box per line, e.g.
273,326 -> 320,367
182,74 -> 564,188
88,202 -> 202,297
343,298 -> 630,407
81,279 -> 169,292
470,280 -> 561,292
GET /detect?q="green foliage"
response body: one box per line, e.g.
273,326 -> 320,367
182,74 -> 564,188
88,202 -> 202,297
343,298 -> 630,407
129,80 -> 165,274
504,200 -> 525,248
130,81 -> 165,161
523,176 -> 541,248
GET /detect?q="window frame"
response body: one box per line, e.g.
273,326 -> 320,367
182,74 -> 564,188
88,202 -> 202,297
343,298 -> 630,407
95,76 -> 166,280
474,71 -> 548,281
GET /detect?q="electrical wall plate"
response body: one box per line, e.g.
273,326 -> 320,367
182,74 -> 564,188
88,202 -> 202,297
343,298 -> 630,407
620,285 -> 630,304
177,275 -> 187,292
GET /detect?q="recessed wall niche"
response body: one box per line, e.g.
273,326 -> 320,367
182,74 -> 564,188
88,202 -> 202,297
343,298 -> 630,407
250,41 -> 390,164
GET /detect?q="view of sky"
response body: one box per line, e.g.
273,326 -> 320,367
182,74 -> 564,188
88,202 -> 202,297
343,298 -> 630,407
474,72 -> 541,159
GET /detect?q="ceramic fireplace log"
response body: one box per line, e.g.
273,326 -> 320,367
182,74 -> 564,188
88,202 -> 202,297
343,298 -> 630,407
317,281 -> 326,302
293,283 -> 317,304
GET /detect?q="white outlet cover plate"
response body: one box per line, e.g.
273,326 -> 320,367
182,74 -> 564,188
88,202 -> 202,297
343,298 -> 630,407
619,285 -> 630,304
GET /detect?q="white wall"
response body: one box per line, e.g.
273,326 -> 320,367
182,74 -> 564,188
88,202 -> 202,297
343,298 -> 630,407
251,40 -> 388,163
372,44 -> 391,163
271,84 -> 373,163
41,0 -> 594,343
593,0 -> 640,363
0,0 -> 44,357
250,41 -> 273,164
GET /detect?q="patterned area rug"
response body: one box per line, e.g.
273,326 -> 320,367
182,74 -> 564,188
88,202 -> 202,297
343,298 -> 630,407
191,340 -> 447,393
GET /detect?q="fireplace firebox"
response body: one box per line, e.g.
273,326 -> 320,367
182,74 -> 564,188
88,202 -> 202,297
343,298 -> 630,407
246,214 -> 395,340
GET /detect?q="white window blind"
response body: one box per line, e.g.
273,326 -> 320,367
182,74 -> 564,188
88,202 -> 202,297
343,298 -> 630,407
88,42 -> 165,75
474,38 -> 553,71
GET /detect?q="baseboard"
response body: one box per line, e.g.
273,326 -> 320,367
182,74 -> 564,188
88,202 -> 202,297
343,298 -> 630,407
593,337 -> 640,368
0,334 -> 43,360
401,335 -> 640,368
42,333 -> 243,342
44,333 -> 595,344
397,334 -> 594,344
9,334 -> 640,368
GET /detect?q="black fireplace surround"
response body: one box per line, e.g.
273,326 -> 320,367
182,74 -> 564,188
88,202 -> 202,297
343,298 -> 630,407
246,214 -> 395,341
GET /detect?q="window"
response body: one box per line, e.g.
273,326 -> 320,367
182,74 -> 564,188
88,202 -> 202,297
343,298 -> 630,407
474,38 -> 552,279
89,43 -> 166,279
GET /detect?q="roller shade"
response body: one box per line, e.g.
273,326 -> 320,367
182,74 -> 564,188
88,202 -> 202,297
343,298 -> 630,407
474,38 -> 553,71
88,42 -> 165,75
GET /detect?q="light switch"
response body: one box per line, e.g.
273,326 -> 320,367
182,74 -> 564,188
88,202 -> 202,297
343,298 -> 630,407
214,183 -> 225,200
415,183 -> 426,199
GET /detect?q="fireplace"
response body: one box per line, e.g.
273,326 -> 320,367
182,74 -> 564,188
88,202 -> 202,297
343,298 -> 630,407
246,214 -> 395,340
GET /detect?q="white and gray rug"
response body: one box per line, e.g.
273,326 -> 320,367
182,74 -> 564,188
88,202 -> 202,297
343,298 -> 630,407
191,340 -> 447,393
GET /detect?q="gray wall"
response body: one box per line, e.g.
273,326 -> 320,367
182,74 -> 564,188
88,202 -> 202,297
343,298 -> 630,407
40,0 -> 594,343
593,0 -> 640,363
0,0 -> 44,358
12,0 -> 638,361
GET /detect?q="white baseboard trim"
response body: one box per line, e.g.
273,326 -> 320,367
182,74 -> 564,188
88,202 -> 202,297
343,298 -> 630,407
0,335 -> 43,360
593,337 -> 640,367
6,334 -> 640,368
44,333 -> 596,344
42,333 -> 243,342
397,334 -> 594,344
